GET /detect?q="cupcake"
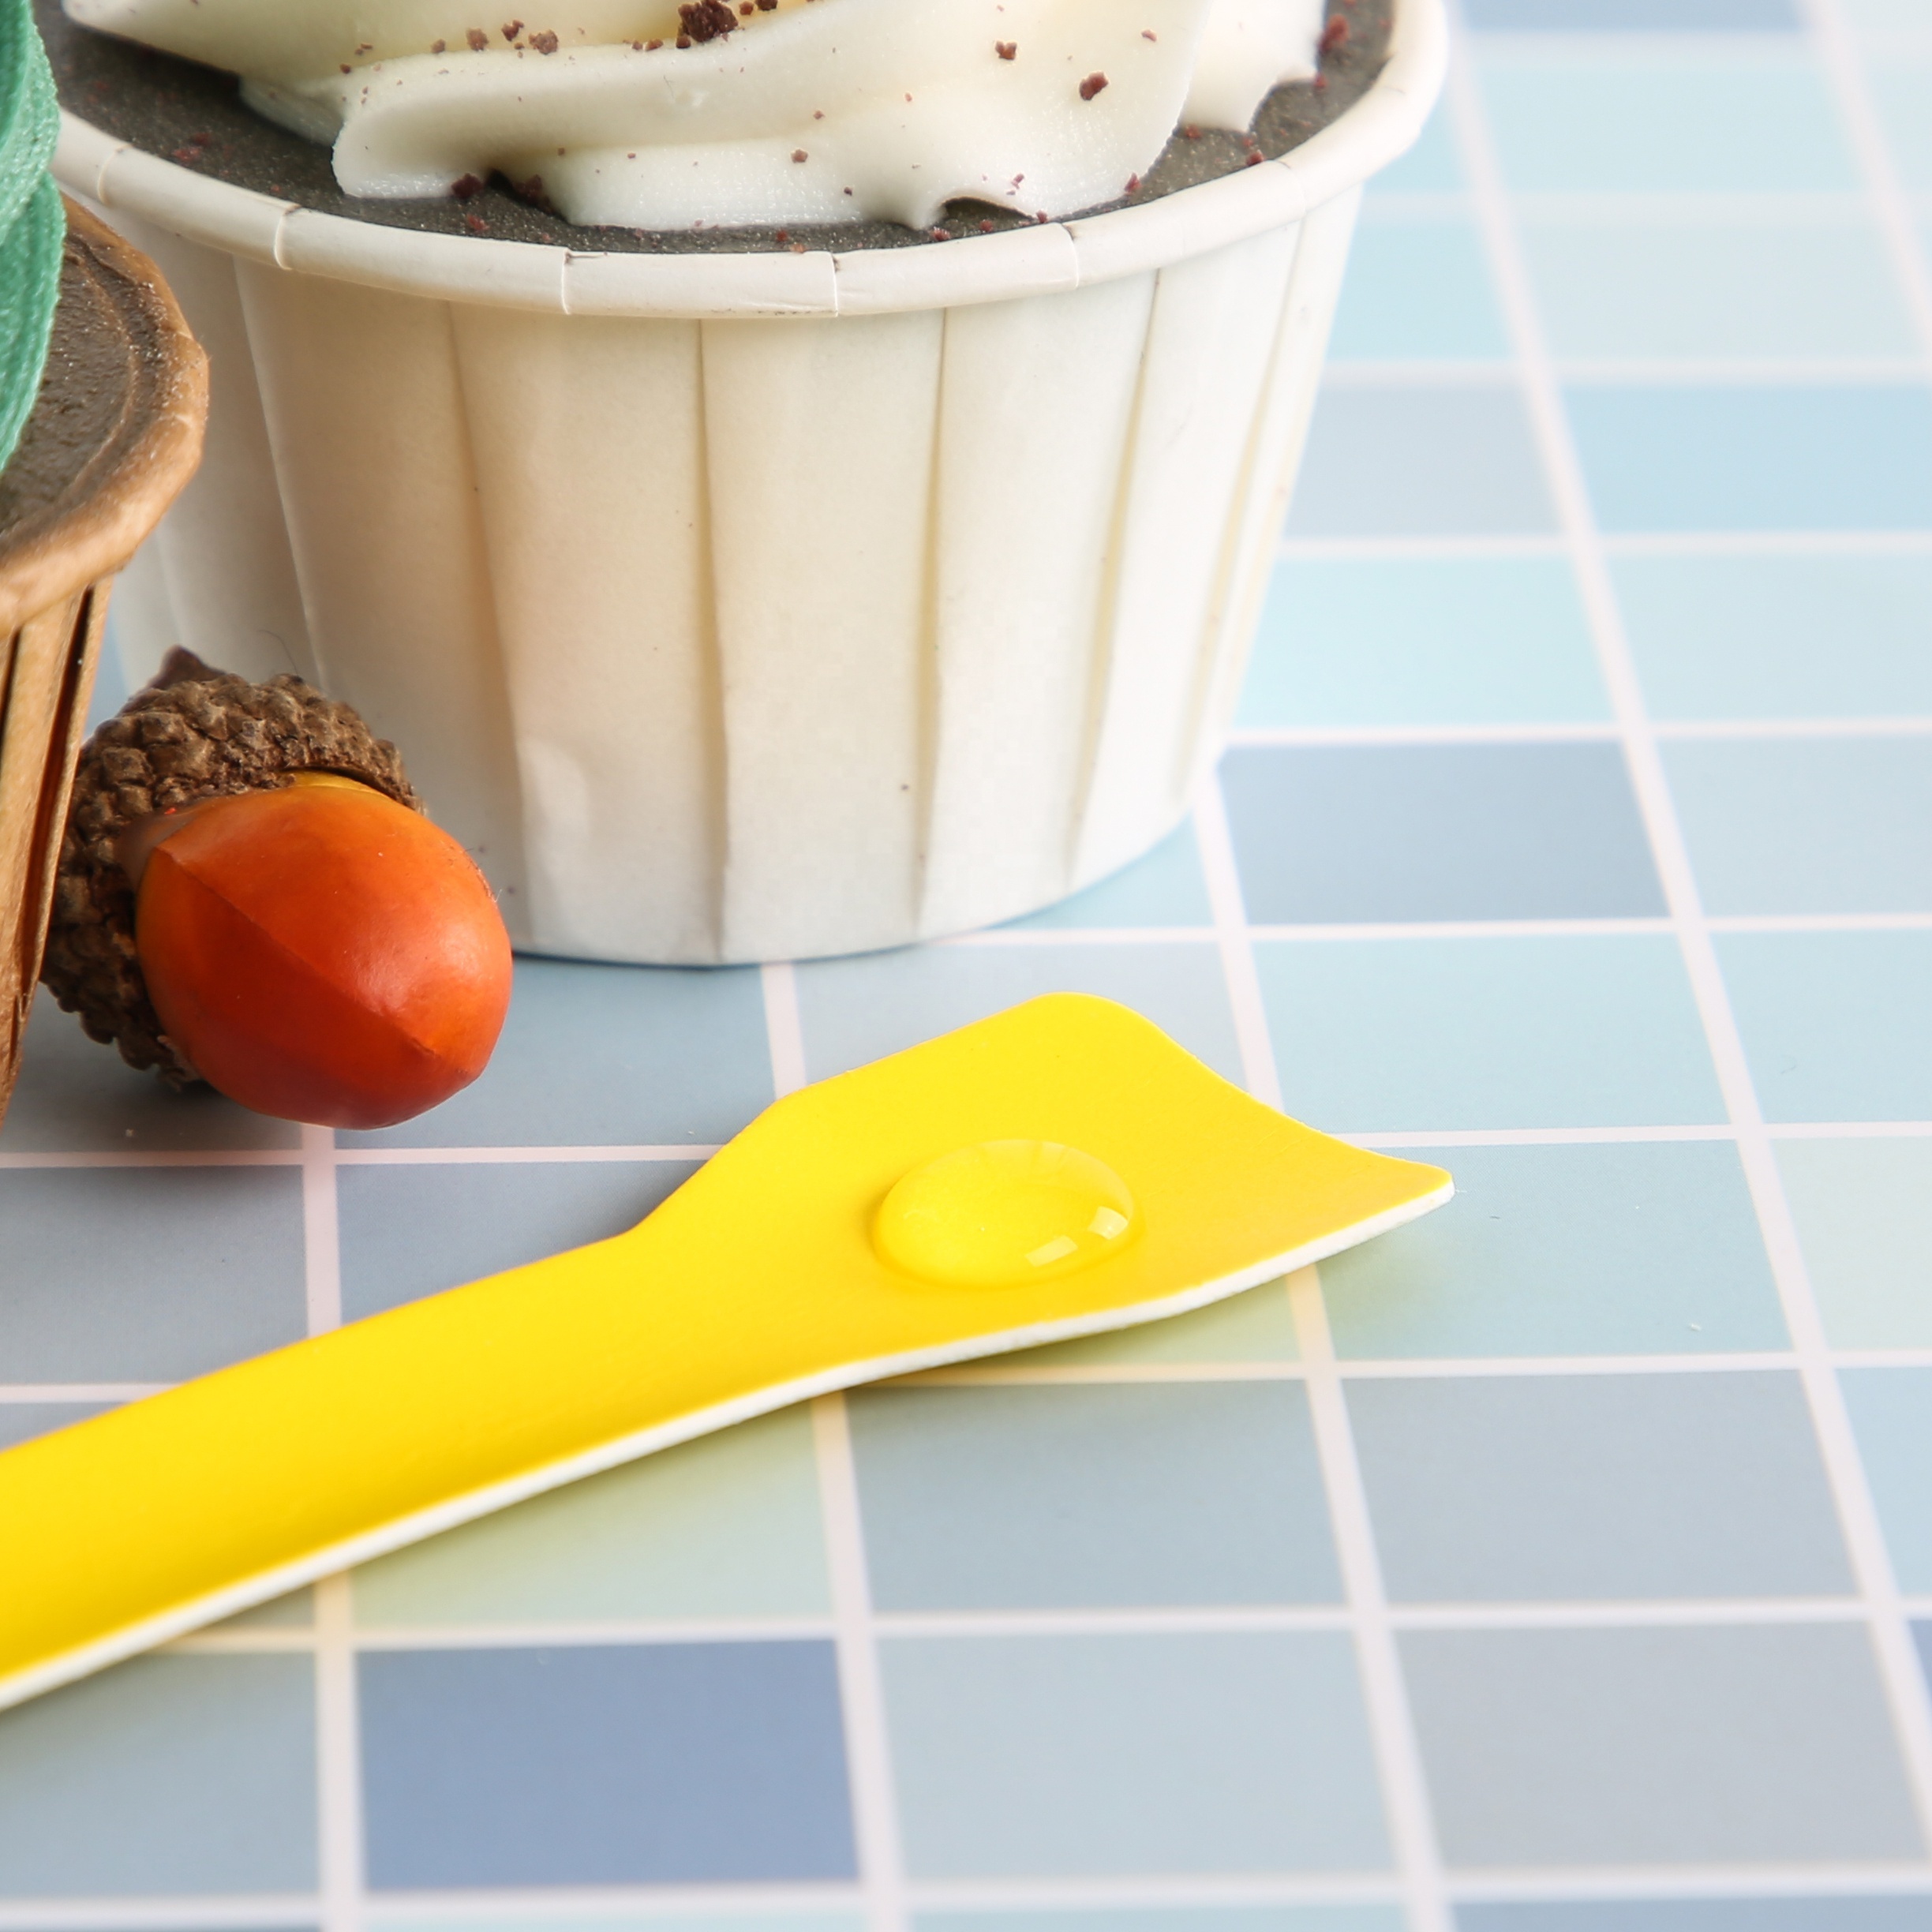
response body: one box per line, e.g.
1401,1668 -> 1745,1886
40,0 -> 1442,964
0,0 -> 203,1123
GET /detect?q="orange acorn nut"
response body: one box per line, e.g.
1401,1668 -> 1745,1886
129,775 -> 512,1130
43,651 -> 513,1130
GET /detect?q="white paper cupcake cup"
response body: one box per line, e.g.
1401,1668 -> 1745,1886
53,0 -> 1445,964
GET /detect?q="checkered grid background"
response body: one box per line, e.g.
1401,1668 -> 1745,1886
7,0 -> 1932,1924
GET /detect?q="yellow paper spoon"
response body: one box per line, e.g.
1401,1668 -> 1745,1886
0,994 -> 1450,1713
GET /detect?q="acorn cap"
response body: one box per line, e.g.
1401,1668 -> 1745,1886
41,647 -> 424,1087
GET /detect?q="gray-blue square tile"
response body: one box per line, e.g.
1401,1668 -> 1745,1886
2,991 -> 298,1154
358,1642 -> 854,1887
1350,1372 -> 1852,1601
339,958 -> 773,1150
1321,1142 -> 1788,1360
337,1159 -> 695,1320
849,1384 -> 1339,1611
794,942 -> 1244,1088
0,1657 -> 316,1895
0,1169 -> 305,1381
1222,743 -> 1662,923
0,1403 -> 115,1450
1286,388 -> 1556,538
1403,1624 -> 1923,1865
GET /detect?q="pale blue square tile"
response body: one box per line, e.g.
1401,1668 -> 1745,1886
1521,220 -> 1917,359
1467,0 -> 1799,23
0,1657 -> 316,1895
1402,1625 -> 1923,1865
2,990 -> 298,1154
1368,107 -> 1462,193
1237,559 -> 1608,731
353,1406 -> 829,1624
1321,1141 -> 1788,1358
1222,743 -> 1663,923
1477,56 -> 1859,193
1350,1372 -> 1852,1601
1567,385 -> 1932,532
1258,936 -> 1725,1133
1460,1899 -> 1932,1930
915,1912 -> 1403,1932
339,957 -> 773,1150
1778,1137 -> 1932,1348
337,1159 -> 694,1320
1718,931 -> 1932,1121
849,1384 -> 1339,1610
1328,215 -> 1510,360
882,1633 -> 1389,1876
360,1642 -> 854,1887
1668,738 -> 1932,914
794,942 -> 1244,1087
1286,387 -> 1556,537
1842,1368 -> 1932,1591
1614,556 -> 1932,720
0,1169 -> 305,1382
1870,59 -> 1932,189
1008,824 -> 1211,930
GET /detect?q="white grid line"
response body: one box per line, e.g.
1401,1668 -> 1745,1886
761,957 -> 908,1932
1196,774 -> 1450,1932
9,1114 -> 1932,1174
298,1122 -> 364,1932
1449,4 -> 1932,1863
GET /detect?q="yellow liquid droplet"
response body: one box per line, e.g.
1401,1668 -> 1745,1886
873,1140 -> 1140,1287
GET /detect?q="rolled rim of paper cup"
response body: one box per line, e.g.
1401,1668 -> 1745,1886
50,0 -> 1447,320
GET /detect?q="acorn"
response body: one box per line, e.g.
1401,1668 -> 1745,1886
42,648 -> 512,1129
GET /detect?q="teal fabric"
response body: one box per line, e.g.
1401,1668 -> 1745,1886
0,0 -> 64,477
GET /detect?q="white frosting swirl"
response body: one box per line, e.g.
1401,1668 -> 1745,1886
65,0 -> 1325,230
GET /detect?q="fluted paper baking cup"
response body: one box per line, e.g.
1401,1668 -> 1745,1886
53,0 -> 1446,964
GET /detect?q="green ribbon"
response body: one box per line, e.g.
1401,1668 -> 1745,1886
0,0 -> 65,479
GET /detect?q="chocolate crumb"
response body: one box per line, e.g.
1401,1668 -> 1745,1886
431,36 -> 446,51
979,218 -> 994,232
1181,122 -> 1201,139
501,19 -> 522,40
789,241 -> 806,253
451,171 -> 485,199
1079,71 -> 1107,99
1319,14 -> 1349,51
530,27 -> 559,51
466,25 -> 489,49
338,62 -> 351,73
1245,150 -> 1262,164
1142,26 -> 1157,38
1125,170 -> 1140,193
791,148 -> 807,162
994,39 -> 1016,57
676,32 -> 690,45
774,227 -> 789,242
678,0 -> 737,42
644,37 -> 661,47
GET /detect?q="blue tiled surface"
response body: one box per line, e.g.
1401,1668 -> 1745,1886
11,5 -> 1932,1925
